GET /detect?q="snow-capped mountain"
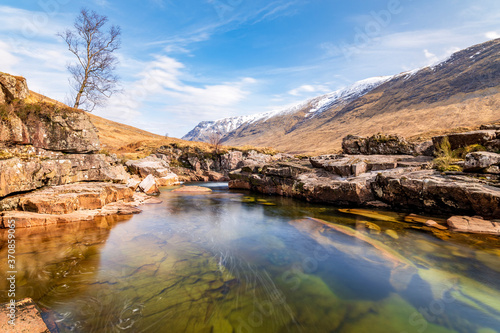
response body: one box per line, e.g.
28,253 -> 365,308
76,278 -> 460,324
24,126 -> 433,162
182,76 -> 392,142
183,38 -> 500,154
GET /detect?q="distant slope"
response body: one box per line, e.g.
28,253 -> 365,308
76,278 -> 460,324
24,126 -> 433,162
86,113 -> 165,151
183,38 -> 500,154
182,76 -> 391,142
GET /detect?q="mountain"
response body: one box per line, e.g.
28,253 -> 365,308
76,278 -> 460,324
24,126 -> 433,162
182,76 -> 392,141
182,38 -> 500,154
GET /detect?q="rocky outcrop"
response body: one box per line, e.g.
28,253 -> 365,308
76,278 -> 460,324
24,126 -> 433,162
372,170 -> 500,218
310,154 -> 433,177
230,152 -> 500,230
432,130 -> 499,151
342,134 -> 433,156
0,102 -> 100,153
0,147 -> 129,198
0,72 -> 129,201
0,182 -> 160,228
0,72 -> 29,104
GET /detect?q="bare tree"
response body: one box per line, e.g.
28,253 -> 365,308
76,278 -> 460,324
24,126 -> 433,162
207,131 -> 224,154
58,8 -> 121,111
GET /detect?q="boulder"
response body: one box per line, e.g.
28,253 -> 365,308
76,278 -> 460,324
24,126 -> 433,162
156,173 -> 180,186
464,151 -> 500,172
447,216 -> 500,235
137,174 -> 160,195
126,155 -> 171,178
342,134 -> 422,155
432,130 -> 497,151
0,72 -> 29,103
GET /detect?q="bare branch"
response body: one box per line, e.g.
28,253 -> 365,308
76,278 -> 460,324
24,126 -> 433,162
58,8 -> 121,111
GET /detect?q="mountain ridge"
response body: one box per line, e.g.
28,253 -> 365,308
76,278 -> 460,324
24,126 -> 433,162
183,38 -> 500,154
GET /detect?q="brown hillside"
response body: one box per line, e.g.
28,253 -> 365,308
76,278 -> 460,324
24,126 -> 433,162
222,38 -> 500,155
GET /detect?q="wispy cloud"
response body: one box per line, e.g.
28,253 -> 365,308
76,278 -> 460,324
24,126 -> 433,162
100,55 -> 257,132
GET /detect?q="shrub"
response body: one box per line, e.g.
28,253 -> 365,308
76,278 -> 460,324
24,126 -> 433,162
433,137 -> 462,172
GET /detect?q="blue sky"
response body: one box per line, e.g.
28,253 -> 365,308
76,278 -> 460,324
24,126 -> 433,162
1,0 -> 499,138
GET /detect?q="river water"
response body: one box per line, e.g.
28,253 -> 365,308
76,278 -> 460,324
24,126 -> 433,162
1,183 -> 499,333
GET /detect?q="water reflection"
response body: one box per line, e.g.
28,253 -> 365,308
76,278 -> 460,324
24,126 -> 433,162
0,184 -> 499,332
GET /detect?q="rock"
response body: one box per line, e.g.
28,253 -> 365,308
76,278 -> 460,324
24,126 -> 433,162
342,134 -> 423,155
0,298 -> 50,333
137,174 -> 159,195
433,130 -> 497,151
0,105 -> 100,153
220,151 -> 244,170
424,220 -> 448,230
480,124 -> 500,130
156,173 -> 180,186
126,156 -> 172,178
0,72 -> 29,103
0,183 -> 149,228
0,151 -> 129,198
447,216 -> 500,235
309,154 -> 431,177
385,229 -> 399,239
464,152 -> 500,172
171,186 -> 212,193
372,170 -> 500,218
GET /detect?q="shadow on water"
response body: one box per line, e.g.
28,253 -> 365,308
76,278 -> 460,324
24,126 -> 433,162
1,183 -> 499,332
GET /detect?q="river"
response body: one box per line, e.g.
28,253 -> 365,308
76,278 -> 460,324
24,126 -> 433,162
0,183 -> 499,332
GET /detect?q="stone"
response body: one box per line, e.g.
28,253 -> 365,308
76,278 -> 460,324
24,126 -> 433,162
309,154 -> 431,177
0,72 -> 29,103
0,298 -> 50,333
464,152 -> 500,172
171,186 -> 212,193
372,170 -> 500,218
156,173 -> 180,186
137,174 -> 160,195
433,130 -> 497,151
125,156 -> 172,178
424,220 -> 448,230
342,134 -> 422,155
0,151 -> 129,198
447,216 -> 500,235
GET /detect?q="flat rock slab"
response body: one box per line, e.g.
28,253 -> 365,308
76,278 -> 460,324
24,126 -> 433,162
447,216 -> 500,235
0,298 -> 50,332
171,186 -> 212,193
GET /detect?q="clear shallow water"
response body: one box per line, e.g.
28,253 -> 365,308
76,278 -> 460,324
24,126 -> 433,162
1,183 -> 500,333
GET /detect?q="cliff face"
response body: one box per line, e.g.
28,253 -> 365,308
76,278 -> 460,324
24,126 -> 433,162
0,72 -> 128,199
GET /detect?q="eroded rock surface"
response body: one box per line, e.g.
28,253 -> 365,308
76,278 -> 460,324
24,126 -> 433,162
0,182 -> 158,228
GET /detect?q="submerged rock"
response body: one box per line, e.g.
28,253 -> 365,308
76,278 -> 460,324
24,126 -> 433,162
171,186 -> 212,193
0,298 -> 50,332
447,216 -> 500,235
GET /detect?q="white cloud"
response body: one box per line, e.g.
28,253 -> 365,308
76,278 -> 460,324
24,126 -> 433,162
485,31 -> 500,39
100,55 -> 257,129
288,84 -> 329,96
